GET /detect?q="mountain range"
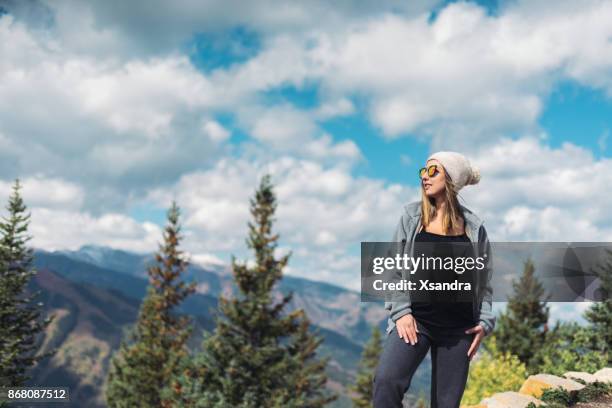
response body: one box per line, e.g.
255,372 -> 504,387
26,245 -> 432,407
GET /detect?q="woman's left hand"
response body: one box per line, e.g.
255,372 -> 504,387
465,324 -> 485,361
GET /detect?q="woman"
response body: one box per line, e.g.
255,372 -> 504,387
373,151 -> 496,408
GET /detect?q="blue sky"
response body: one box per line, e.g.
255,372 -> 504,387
541,80 -> 611,156
1,0 -> 612,323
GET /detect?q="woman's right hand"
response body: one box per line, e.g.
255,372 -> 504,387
396,313 -> 419,345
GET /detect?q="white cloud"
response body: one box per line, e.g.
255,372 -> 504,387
5,0 -> 612,158
7,0 -> 436,59
75,57 -> 215,138
4,0 -> 612,186
143,154 -> 418,286
0,175 -> 84,210
313,97 -> 355,119
0,13 -> 366,213
206,0 -> 612,147
249,104 -> 316,147
234,104 -> 362,164
301,133 -> 362,165
0,14 -> 228,213
28,207 -> 162,253
201,120 -> 230,143
457,137 -> 612,241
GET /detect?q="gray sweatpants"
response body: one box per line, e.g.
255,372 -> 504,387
372,320 -> 474,408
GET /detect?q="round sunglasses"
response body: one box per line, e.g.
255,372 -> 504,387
418,164 -> 441,178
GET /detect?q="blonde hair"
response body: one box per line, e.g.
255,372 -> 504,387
420,168 -> 464,234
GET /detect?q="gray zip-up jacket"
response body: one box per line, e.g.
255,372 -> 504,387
384,200 -> 496,336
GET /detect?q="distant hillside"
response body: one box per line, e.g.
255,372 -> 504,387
45,245 -> 390,345
27,246 -> 432,407
29,269 -> 144,407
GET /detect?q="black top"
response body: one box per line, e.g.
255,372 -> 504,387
410,229 -> 476,330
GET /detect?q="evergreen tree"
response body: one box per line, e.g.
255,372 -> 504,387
533,320 -> 607,375
349,326 -> 382,408
273,309 -> 336,407
0,178 -> 54,387
105,201 -> 196,408
494,257 -> 550,373
584,248 -> 612,365
168,174 -> 336,407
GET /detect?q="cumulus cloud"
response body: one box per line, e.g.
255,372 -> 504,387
143,154 -> 417,286
201,119 -> 230,143
0,178 -> 160,255
234,103 -> 362,164
0,14 -> 229,213
0,12 -> 365,214
200,0 -> 612,149
5,0 -> 612,154
457,137 -> 612,241
3,0 -> 437,58
27,207 -> 162,253
0,175 -> 84,210
307,0 -> 612,145
313,97 -> 355,119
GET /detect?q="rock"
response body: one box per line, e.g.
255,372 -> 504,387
519,373 -> 585,398
593,367 -> 612,383
564,371 -> 599,384
479,391 -> 545,407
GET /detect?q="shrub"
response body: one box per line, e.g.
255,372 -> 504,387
460,336 -> 528,406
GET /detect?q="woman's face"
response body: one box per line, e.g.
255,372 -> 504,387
421,159 -> 446,198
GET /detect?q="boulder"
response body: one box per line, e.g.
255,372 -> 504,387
563,371 -> 599,384
593,367 -> 612,383
479,391 -> 544,407
519,373 -> 585,398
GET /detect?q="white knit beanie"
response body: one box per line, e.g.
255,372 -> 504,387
426,151 -> 480,191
